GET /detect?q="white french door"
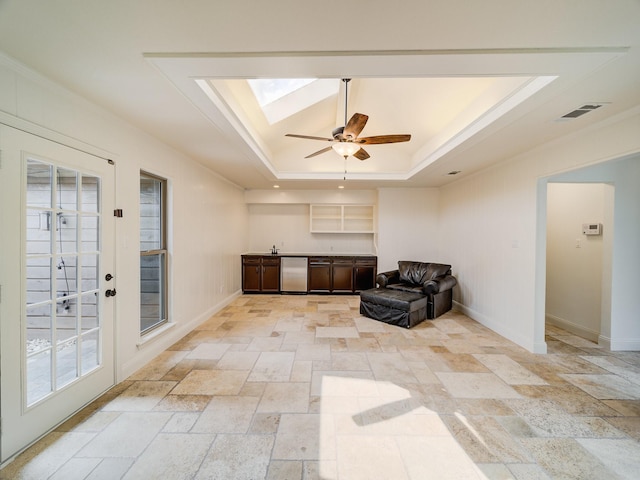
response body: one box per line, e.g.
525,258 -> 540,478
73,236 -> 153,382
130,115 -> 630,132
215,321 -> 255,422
0,126 -> 116,462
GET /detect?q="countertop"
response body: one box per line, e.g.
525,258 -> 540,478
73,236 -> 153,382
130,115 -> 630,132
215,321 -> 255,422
242,252 -> 377,257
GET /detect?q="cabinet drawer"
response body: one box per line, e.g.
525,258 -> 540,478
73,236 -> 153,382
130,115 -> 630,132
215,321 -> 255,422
333,258 -> 354,265
262,257 -> 280,266
309,257 -> 331,264
242,256 -> 261,265
355,257 -> 376,265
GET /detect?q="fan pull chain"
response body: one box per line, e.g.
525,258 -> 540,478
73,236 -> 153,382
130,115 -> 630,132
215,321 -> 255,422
344,156 -> 347,180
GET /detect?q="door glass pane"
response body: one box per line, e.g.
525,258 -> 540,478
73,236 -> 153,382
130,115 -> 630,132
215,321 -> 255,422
56,254 -> 77,298
26,257 -> 51,304
56,298 -> 77,343
27,349 -> 52,405
81,214 -> 99,252
80,292 -> 99,331
81,330 -> 100,374
26,303 -> 52,354
56,167 -> 78,211
81,174 -> 100,213
140,252 -> 166,333
27,160 -> 52,208
56,213 -> 77,254
56,339 -> 78,388
26,209 -> 51,255
81,254 -> 99,292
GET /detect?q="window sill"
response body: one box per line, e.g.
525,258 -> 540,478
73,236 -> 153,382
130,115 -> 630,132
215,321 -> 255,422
137,322 -> 175,348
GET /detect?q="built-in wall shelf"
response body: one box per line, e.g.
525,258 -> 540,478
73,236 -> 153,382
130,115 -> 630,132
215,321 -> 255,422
310,204 -> 375,233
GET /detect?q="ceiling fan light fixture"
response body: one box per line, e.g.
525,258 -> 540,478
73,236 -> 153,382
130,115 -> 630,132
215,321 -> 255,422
332,142 -> 360,157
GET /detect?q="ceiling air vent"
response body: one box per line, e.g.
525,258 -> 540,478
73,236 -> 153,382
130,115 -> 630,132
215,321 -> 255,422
559,104 -> 605,120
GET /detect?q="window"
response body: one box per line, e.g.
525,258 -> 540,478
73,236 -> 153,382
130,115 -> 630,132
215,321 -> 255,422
139,172 -> 168,334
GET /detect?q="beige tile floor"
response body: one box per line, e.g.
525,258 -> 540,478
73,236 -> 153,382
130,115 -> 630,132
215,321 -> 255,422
3,294 -> 640,479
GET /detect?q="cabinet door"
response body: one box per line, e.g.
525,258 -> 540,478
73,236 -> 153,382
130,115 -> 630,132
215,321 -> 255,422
332,260 -> 354,292
243,262 -> 261,292
354,266 -> 376,291
354,258 -> 377,292
261,264 -> 280,292
308,258 -> 331,292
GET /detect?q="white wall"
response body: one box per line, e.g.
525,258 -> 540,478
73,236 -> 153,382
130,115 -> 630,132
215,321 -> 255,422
0,55 -> 249,380
546,183 -> 611,341
439,165 -> 537,349
245,189 -> 377,255
439,110 -> 640,352
247,204 -> 375,255
377,188 -> 441,272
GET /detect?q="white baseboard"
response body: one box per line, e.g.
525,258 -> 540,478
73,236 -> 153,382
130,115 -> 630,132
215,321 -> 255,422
545,314 -> 600,343
453,301 -> 546,353
608,336 -> 640,351
546,315 -> 640,351
598,334 -> 611,350
119,290 -> 242,380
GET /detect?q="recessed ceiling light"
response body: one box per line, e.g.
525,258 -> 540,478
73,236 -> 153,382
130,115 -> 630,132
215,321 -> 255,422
338,185 -> 345,189
273,185 -> 280,188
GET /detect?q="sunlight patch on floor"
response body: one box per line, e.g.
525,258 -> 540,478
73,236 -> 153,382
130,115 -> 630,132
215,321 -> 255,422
320,374 -> 488,480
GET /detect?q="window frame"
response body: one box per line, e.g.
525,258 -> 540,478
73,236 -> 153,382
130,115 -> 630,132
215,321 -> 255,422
139,171 -> 168,335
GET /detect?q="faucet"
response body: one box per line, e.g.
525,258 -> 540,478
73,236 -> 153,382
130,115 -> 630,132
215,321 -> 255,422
271,245 -> 279,255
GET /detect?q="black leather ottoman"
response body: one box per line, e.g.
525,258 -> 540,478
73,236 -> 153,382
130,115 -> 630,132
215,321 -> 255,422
359,288 -> 428,328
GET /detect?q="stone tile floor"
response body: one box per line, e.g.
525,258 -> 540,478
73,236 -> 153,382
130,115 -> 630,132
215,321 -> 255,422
2,294 -> 640,479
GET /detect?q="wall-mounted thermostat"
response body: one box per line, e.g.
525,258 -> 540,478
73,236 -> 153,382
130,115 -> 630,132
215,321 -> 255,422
582,223 -> 602,235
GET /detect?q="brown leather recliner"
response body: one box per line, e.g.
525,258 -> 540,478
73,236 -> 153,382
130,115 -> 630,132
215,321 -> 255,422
376,261 -> 457,319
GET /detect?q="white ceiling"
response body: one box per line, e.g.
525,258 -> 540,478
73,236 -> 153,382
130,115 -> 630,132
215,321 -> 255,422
1,1 -> 639,190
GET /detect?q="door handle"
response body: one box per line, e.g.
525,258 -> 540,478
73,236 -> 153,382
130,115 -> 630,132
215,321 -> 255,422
105,289 -> 117,297
105,273 -> 114,281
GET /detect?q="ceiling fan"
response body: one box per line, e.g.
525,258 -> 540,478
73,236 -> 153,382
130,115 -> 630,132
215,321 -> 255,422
285,78 -> 411,160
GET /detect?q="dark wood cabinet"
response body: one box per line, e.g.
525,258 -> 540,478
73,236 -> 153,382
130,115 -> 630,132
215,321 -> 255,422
242,255 -> 280,293
260,257 -> 281,292
354,257 -> 377,292
243,257 -> 261,291
332,258 -> 354,292
308,257 -> 331,292
307,256 -> 375,293
242,254 -> 376,294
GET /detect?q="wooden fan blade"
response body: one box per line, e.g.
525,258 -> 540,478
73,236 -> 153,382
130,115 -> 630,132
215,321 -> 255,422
343,113 -> 369,139
354,148 -> 370,161
357,134 -> 411,145
286,134 -> 334,142
305,146 -> 334,158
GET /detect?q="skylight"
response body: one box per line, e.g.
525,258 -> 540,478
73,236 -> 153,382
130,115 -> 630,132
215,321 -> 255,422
248,78 -> 315,107
247,78 -> 340,125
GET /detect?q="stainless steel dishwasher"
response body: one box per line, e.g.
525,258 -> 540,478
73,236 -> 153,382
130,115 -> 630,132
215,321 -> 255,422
280,257 -> 308,293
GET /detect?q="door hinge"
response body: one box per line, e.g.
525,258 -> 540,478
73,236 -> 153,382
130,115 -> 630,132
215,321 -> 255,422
114,209 -> 123,218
